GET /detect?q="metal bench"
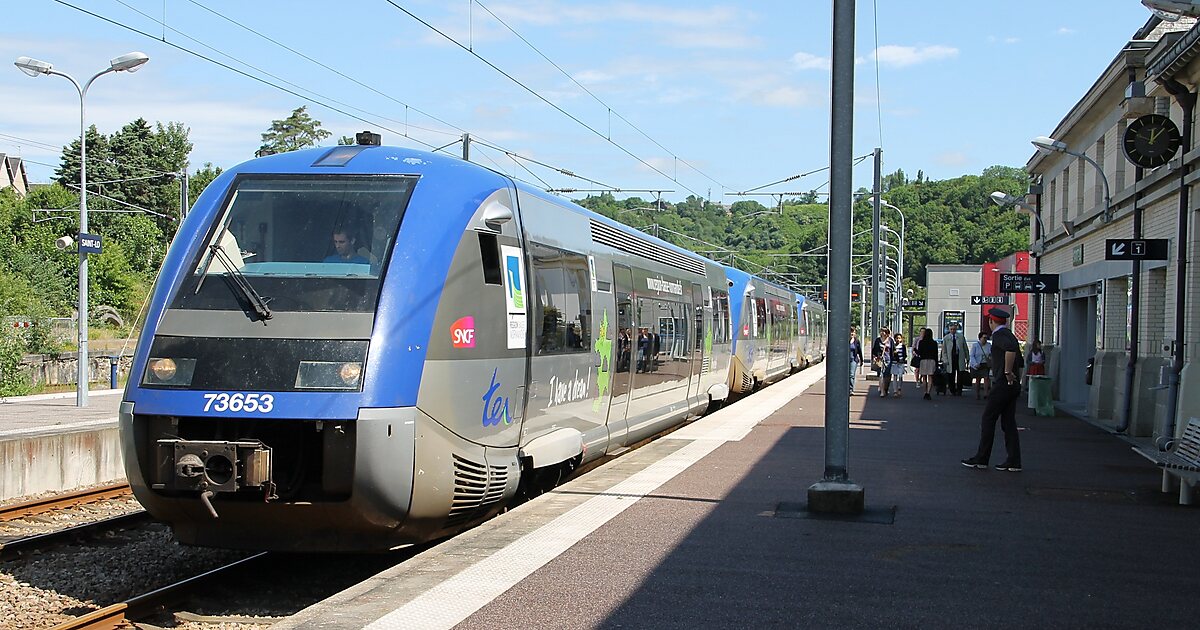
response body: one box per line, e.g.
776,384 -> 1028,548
1133,417 -> 1200,505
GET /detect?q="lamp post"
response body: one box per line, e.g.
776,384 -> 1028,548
991,190 -> 1045,344
879,238 -> 902,330
880,199 -> 906,276
880,224 -> 903,329
1032,135 -> 1112,222
15,51 -> 150,407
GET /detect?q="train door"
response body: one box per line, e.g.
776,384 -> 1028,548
689,282 -> 705,402
605,264 -> 634,451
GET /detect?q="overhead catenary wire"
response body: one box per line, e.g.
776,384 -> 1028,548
472,138 -> 618,190
470,0 -> 731,193
182,0 -> 468,140
111,0 -> 453,140
384,0 -> 705,198
52,0 -> 453,156
732,153 -> 873,196
51,1 -> 630,197
872,0 -> 885,151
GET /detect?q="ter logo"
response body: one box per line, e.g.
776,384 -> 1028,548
451,316 -> 476,348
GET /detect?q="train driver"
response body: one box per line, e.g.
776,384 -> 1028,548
324,228 -> 370,264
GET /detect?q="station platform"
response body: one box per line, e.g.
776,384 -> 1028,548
276,366 -> 1200,629
0,389 -> 124,501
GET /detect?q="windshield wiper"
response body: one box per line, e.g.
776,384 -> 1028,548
196,244 -> 273,321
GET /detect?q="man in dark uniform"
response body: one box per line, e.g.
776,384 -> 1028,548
961,306 -> 1023,471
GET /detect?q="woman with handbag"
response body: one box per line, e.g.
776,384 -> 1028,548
890,333 -> 908,397
970,331 -> 992,400
849,328 -> 864,395
916,328 -> 939,400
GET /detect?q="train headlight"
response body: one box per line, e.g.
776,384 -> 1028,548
338,362 -> 363,386
296,361 -> 364,390
143,357 -> 197,387
151,358 -> 176,381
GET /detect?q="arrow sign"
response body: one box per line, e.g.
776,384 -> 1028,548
972,295 -> 1006,305
999,273 -> 1058,294
1106,238 -> 1168,261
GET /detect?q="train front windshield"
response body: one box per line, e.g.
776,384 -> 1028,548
170,175 -> 417,313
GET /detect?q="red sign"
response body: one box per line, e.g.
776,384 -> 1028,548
451,316 -> 476,348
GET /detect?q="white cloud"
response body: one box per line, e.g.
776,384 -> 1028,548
662,31 -> 760,50
653,87 -> 702,105
870,44 -> 958,68
1057,27 -> 1076,35
987,35 -> 1020,45
935,151 -> 970,168
573,69 -> 615,84
753,86 -> 811,108
792,52 -> 832,71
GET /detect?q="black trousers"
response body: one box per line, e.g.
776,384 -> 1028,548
975,380 -> 1022,465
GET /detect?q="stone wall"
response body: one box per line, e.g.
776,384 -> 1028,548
20,353 -> 134,389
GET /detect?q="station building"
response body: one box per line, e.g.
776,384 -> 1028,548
1022,15 -> 1199,441
924,264 -> 982,342
979,251 -> 1031,340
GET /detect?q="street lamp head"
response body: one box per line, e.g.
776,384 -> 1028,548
109,51 -> 149,72
14,56 -> 53,77
990,190 -> 1035,215
1031,135 -> 1068,154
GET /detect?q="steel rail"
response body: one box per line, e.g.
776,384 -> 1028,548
0,510 -> 151,561
0,482 -> 132,521
46,552 -> 270,630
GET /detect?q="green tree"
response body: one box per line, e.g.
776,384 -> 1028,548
257,106 -> 331,156
187,162 -> 225,211
55,118 -> 192,238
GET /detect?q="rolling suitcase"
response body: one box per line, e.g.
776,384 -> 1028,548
933,362 -> 949,396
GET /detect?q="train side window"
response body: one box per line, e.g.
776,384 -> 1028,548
531,242 -> 591,355
478,233 -> 502,285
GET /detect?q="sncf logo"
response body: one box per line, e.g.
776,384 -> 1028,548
451,316 -> 476,348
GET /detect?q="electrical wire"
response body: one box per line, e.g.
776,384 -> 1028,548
112,0 -> 449,140
0,132 -> 62,152
472,138 -> 618,190
182,0 -> 464,140
873,0 -> 885,151
52,1 -> 632,197
384,0 -> 703,197
51,0 -> 452,156
470,0 -> 731,193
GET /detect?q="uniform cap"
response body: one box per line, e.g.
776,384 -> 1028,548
987,306 -> 1011,321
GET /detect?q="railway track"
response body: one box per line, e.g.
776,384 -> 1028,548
0,483 -> 133,521
0,483 -> 151,561
45,552 -> 270,630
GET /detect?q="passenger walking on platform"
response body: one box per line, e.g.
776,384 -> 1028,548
940,323 -> 970,396
969,331 -> 992,400
876,328 -> 893,397
890,333 -> 908,397
849,328 -> 864,395
962,307 -> 1023,472
917,328 -> 938,400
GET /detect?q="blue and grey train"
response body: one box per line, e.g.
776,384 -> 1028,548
119,136 -> 823,552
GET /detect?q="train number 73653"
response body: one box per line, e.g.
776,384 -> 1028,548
202,392 -> 275,413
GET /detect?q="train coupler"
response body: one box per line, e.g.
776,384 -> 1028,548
154,439 -> 275,506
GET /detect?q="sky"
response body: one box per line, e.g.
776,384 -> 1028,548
0,1 -> 1160,204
